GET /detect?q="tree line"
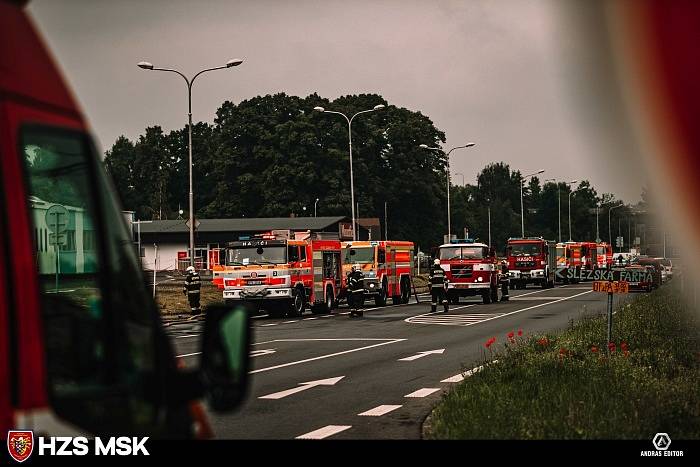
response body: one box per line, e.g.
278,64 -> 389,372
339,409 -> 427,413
104,92 -> 641,252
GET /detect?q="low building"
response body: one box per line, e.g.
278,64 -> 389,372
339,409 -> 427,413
136,216 -> 364,271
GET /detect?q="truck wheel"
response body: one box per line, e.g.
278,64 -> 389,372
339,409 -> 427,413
482,290 -> 491,304
375,280 -> 388,306
313,286 -> 334,314
400,277 -> 410,304
288,287 -> 305,317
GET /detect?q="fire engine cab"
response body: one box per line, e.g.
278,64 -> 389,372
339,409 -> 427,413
436,239 -> 500,304
506,237 -> 556,289
0,0 -> 249,438
220,232 -> 343,318
341,240 -> 414,306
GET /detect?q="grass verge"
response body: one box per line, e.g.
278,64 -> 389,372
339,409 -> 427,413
426,284 -> 700,439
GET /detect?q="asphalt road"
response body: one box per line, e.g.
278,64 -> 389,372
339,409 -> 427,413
166,283 -> 632,439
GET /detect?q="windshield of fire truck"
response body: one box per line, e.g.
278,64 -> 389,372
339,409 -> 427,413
510,243 -> 541,256
439,246 -> 487,260
345,247 -> 375,264
227,246 -> 286,265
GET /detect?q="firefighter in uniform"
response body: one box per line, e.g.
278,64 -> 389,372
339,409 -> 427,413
499,259 -> 510,301
347,264 -> 365,317
429,259 -> 448,313
183,266 -> 202,315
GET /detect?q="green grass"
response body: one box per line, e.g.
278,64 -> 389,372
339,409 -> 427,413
427,285 -> 700,439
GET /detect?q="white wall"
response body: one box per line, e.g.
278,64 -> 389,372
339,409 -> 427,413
142,243 -> 186,271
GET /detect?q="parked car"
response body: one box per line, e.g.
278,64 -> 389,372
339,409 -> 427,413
655,257 -> 674,280
632,257 -> 664,288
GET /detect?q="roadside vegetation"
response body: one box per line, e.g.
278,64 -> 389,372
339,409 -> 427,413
427,284 -> 700,439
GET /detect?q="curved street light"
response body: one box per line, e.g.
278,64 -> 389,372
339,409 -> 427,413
314,104 -> 385,240
419,143 -> 476,240
138,58 -> 244,267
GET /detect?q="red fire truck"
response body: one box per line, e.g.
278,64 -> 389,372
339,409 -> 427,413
506,237 -> 556,289
0,0 -> 249,438
555,242 -> 581,283
436,240 -> 500,304
219,232 -> 343,317
341,240 -> 414,306
596,242 -> 613,269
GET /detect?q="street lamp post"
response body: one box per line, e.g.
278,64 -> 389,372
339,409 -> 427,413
519,170 -> 545,237
314,198 -> 319,217
314,104 -> 385,241
138,58 -> 243,267
609,204 -> 623,248
419,143 -> 476,240
565,180 -> 579,242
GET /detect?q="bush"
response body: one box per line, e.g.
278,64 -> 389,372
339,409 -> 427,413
428,285 -> 700,439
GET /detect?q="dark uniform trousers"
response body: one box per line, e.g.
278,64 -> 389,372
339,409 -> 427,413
184,272 -> 202,314
429,266 -> 448,312
347,272 -> 365,313
500,265 -> 510,301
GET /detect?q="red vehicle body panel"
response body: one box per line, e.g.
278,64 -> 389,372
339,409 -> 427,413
0,2 -> 90,429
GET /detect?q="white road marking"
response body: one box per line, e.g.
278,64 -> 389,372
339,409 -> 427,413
441,364 -> 485,383
259,376 -> 344,400
175,334 -> 199,339
250,339 -> 406,374
303,317 -> 319,320
406,313 -> 504,327
511,296 -> 571,300
405,289 -> 594,327
176,352 -> 200,358
358,405 -> 402,417
398,349 -> 445,361
260,323 -> 279,327
405,388 -> 441,398
296,425 -> 352,440
250,349 -> 276,357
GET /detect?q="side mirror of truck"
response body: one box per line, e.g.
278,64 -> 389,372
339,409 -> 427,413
200,303 -> 252,412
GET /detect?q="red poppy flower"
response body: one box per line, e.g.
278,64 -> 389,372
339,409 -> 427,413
608,342 -> 616,352
620,342 -> 628,351
517,329 -> 523,337
559,347 -> 567,355
591,346 -> 598,353
507,331 -> 514,339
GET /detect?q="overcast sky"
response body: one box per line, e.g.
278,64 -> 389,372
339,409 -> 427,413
28,0 -> 645,202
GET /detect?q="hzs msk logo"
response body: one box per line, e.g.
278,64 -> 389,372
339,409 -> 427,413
7,430 -> 34,463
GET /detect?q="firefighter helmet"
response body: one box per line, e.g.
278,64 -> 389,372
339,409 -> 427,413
433,258 -> 440,265
186,266 -> 195,273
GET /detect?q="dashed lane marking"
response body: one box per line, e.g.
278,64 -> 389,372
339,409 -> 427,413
358,405 -> 403,417
405,388 -> 441,398
296,425 -> 352,440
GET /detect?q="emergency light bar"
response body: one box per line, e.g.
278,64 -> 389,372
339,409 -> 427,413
450,239 -> 475,244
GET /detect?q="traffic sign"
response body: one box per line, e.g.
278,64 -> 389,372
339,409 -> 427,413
185,218 -> 201,230
45,204 -> 69,233
615,236 -> 624,248
48,232 -> 67,246
592,281 -> 629,294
